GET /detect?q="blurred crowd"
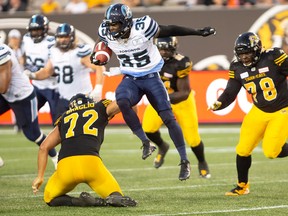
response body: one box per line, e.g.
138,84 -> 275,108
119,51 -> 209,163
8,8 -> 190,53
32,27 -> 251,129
0,0 -> 287,14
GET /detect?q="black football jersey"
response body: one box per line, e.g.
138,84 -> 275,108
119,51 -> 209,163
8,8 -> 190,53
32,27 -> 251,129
56,99 -> 112,161
218,48 -> 288,112
160,53 -> 192,94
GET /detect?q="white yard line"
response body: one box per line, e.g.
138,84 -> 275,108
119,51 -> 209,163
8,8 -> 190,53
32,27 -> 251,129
141,205 -> 288,216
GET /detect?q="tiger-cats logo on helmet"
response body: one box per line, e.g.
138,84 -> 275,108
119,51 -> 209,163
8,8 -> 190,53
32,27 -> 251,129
249,35 -> 259,47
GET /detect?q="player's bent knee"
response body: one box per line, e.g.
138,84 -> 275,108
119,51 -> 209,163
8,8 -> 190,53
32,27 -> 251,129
116,99 -> 131,110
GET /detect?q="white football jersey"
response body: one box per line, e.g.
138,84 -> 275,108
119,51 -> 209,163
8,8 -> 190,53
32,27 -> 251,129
49,44 -> 93,100
22,34 -> 57,89
98,15 -> 164,77
0,44 -> 33,102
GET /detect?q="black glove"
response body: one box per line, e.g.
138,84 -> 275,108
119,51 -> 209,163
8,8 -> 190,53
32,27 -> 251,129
198,27 -> 216,37
90,52 -> 107,66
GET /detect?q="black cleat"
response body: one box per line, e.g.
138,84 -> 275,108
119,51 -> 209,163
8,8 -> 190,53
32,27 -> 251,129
178,159 -> 191,181
141,140 -> 156,160
106,195 -> 138,207
79,192 -> 107,207
154,142 -> 169,168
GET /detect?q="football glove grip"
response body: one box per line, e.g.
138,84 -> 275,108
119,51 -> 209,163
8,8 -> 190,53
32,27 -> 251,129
24,69 -> 36,80
208,101 -> 222,111
90,52 -> 107,66
199,27 -> 216,37
89,84 -> 103,102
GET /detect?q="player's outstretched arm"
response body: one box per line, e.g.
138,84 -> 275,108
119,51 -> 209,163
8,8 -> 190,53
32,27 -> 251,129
32,126 -> 61,195
157,25 -> 216,38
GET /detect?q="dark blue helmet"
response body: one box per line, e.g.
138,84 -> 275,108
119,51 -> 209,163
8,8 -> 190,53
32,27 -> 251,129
104,3 -> 133,39
69,93 -> 94,109
55,23 -> 75,50
27,14 -> 49,43
234,32 -> 262,66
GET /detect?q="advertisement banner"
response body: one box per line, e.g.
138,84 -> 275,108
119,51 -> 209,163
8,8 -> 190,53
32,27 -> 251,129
0,71 -> 252,125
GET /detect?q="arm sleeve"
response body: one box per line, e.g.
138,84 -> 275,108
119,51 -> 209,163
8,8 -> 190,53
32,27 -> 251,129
217,78 -> 242,109
158,25 -> 202,38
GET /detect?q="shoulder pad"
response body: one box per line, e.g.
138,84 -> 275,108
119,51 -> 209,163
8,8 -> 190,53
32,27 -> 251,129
100,99 -> 112,107
46,36 -> 55,42
76,43 -> 92,57
0,45 -> 11,65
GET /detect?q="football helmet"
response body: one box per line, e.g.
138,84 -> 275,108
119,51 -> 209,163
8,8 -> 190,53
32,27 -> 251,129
27,14 -> 49,43
55,23 -> 75,50
234,32 -> 262,66
154,37 -> 178,61
69,93 -> 94,109
103,3 -> 133,39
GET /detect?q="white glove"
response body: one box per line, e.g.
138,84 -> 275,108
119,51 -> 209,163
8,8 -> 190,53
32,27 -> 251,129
24,69 -> 36,79
89,84 -> 103,102
208,101 -> 222,111
103,67 -> 122,77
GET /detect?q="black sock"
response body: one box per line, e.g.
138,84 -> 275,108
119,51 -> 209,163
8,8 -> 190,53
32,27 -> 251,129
146,131 -> 166,147
191,141 -> 205,163
236,154 -> 251,183
277,143 -> 288,158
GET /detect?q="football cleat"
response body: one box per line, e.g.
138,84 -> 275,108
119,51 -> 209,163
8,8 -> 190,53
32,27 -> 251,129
178,159 -> 191,181
79,192 -> 107,207
225,182 -> 250,196
141,140 -> 156,160
106,194 -> 137,207
0,156 -> 4,167
198,161 -> 211,179
154,142 -> 169,168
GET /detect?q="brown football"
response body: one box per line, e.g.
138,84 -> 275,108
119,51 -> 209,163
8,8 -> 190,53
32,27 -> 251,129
93,41 -> 112,63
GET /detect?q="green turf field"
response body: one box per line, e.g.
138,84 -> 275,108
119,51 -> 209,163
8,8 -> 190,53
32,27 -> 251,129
1,125 -> 288,216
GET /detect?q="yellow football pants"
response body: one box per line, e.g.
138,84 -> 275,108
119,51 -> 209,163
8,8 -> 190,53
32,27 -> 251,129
236,105 -> 288,158
44,155 -> 123,203
142,91 -> 201,147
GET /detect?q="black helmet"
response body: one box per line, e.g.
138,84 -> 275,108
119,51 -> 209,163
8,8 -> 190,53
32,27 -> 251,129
27,14 -> 49,43
104,3 -> 133,39
234,32 -> 262,66
69,93 -> 94,109
55,23 -> 75,50
154,37 -> 178,61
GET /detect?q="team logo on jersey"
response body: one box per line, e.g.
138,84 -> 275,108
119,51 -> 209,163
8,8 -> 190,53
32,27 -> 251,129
259,67 -> 269,73
240,72 -> 249,79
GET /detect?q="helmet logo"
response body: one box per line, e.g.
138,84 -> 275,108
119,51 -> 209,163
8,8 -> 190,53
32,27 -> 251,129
249,35 -> 259,48
122,5 -> 132,19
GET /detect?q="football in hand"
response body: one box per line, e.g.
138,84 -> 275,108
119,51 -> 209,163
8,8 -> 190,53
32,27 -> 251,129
93,41 -> 112,64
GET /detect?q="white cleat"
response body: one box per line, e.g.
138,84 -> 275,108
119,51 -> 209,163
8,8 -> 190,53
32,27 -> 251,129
0,156 -> 4,167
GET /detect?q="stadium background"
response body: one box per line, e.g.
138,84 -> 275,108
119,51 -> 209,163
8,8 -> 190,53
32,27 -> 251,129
0,5 -> 287,124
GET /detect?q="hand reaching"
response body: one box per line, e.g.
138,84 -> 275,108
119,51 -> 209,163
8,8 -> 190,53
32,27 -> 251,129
199,27 -> 216,37
207,101 -> 222,111
90,53 -> 107,66
32,177 -> 44,195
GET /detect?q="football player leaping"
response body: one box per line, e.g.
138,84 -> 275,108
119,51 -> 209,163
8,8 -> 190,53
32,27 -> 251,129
209,32 -> 288,196
142,37 -> 211,179
25,23 -> 105,116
